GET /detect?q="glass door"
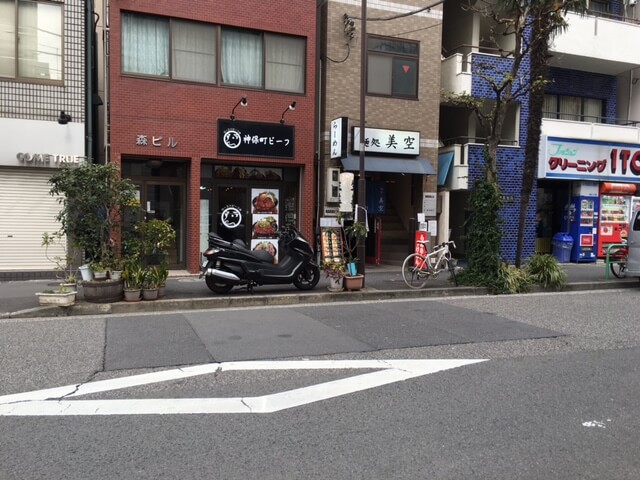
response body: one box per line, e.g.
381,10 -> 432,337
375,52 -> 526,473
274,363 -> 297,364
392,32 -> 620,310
145,183 -> 185,267
216,186 -> 250,243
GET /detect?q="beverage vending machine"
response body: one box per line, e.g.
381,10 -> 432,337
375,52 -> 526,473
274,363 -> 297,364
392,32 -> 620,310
597,182 -> 636,257
568,182 -> 599,263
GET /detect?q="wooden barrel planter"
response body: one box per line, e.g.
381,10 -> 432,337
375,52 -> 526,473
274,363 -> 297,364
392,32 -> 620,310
82,279 -> 124,303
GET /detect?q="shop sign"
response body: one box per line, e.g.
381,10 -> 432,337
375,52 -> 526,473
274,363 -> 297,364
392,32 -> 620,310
135,134 -> 178,148
220,205 -> 243,229
217,120 -> 294,159
422,192 -> 437,217
16,152 -> 85,167
352,127 -> 420,156
330,117 -> 348,159
539,136 -> 640,182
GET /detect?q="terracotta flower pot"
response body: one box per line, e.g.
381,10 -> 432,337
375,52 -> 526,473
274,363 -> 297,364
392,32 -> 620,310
344,274 -> 364,291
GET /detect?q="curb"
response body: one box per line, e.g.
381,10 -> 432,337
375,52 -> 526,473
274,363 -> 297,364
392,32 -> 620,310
2,280 -> 637,319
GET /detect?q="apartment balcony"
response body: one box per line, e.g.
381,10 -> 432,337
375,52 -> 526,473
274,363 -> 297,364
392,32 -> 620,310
549,11 -> 640,75
441,53 -> 472,96
541,117 -> 640,143
438,144 -> 468,191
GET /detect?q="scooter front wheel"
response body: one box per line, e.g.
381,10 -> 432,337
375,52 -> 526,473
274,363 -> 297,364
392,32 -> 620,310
205,275 -> 234,294
293,264 -> 320,290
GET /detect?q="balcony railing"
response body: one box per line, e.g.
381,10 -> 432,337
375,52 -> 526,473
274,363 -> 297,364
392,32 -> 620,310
541,117 -> 640,144
440,136 -> 519,147
583,8 -> 640,25
542,112 -> 640,127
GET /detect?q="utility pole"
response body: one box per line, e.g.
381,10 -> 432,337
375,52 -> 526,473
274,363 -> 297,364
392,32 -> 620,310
357,0 -> 367,276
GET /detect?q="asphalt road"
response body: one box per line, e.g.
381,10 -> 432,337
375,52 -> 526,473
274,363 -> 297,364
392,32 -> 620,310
1,288 -> 639,479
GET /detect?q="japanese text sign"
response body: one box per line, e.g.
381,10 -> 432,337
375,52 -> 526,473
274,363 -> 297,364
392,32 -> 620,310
353,127 -> 420,156
218,119 -> 294,159
539,136 -> 640,182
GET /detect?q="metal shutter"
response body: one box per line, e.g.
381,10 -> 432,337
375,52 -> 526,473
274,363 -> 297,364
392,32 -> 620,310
0,168 -> 66,271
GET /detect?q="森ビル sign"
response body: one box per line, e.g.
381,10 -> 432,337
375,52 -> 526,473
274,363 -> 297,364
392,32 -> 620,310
538,136 -> 640,182
217,119 -> 294,159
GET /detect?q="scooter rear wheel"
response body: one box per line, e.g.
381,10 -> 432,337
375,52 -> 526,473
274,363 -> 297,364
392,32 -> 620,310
205,275 -> 234,294
293,265 -> 320,290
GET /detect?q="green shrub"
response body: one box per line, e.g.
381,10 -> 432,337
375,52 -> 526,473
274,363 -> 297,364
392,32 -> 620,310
525,254 -> 567,290
493,262 -> 532,294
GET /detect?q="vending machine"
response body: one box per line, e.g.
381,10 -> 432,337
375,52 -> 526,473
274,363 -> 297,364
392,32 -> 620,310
597,183 -> 636,257
568,182 -> 599,263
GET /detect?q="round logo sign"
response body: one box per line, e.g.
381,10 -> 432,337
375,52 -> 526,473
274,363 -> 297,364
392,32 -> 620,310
223,129 -> 242,150
221,206 -> 242,229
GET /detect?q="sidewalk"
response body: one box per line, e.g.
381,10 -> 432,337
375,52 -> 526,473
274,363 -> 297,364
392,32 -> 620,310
1,261 -> 637,320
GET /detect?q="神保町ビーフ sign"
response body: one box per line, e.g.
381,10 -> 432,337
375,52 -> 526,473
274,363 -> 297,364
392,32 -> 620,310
217,119 -> 294,159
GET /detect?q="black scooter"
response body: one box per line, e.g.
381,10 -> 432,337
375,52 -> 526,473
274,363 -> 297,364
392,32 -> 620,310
200,224 -> 320,294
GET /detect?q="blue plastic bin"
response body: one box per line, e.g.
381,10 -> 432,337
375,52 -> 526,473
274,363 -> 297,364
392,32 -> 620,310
552,233 -> 574,263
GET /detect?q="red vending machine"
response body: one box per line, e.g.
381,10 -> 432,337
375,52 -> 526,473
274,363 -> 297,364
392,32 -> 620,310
597,182 -> 637,257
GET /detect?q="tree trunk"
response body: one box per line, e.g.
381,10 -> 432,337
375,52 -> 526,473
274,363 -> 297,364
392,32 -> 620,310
515,13 -> 551,267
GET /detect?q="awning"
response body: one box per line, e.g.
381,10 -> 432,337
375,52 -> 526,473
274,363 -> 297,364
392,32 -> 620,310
438,151 -> 454,186
341,154 -> 436,175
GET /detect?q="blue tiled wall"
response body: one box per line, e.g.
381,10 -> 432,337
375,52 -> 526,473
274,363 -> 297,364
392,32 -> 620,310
547,68 -> 617,122
465,55 -> 618,264
468,53 -> 537,264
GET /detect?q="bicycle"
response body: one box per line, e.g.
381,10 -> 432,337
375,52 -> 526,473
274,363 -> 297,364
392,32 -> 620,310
609,244 -> 627,278
402,240 -> 458,289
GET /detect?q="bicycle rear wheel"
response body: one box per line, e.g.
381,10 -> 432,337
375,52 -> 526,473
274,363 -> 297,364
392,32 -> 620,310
610,260 -> 626,278
402,253 -> 430,289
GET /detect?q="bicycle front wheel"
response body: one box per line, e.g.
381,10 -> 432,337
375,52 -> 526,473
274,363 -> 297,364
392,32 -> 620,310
402,253 -> 430,289
610,260 -> 626,278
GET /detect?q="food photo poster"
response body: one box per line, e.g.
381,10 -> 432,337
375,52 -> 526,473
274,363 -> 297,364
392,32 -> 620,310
251,189 -> 279,214
251,189 -> 280,262
250,239 -> 279,263
252,214 -> 279,238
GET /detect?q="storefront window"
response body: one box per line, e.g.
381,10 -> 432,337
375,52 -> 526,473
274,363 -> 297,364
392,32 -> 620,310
200,163 -> 299,261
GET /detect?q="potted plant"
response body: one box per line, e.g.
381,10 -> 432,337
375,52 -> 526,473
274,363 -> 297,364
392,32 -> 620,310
41,231 -> 78,287
48,163 -> 137,302
134,218 -> 176,266
122,260 -> 144,302
321,259 -> 346,292
342,219 -> 368,291
109,256 -> 124,281
142,265 -> 161,300
35,285 -> 77,307
89,260 -> 108,280
156,260 -> 169,297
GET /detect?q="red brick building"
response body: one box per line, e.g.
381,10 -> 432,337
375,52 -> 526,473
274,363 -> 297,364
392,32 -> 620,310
107,0 -> 317,272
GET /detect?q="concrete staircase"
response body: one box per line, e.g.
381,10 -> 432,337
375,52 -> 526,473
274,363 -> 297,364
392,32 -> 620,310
378,206 -> 410,265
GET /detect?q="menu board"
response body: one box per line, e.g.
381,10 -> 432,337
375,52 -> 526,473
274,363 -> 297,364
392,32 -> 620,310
250,188 -> 280,263
320,227 -> 344,263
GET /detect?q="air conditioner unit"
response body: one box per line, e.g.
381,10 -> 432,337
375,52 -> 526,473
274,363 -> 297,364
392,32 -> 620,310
325,167 -> 341,203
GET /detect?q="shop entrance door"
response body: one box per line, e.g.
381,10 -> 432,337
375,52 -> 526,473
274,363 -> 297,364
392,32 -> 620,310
216,185 -> 250,243
144,183 -> 185,267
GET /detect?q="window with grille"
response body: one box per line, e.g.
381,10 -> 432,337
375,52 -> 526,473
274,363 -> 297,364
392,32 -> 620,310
0,0 -> 64,82
367,36 -> 419,99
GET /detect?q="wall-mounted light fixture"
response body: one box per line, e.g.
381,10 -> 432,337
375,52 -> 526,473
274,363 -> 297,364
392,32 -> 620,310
279,101 -> 296,124
230,96 -> 248,120
146,159 -> 163,169
57,111 -> 72,125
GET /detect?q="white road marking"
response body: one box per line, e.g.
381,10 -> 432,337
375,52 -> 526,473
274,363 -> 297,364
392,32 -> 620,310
582,420 -> 610,428
0,359 -> 487,416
